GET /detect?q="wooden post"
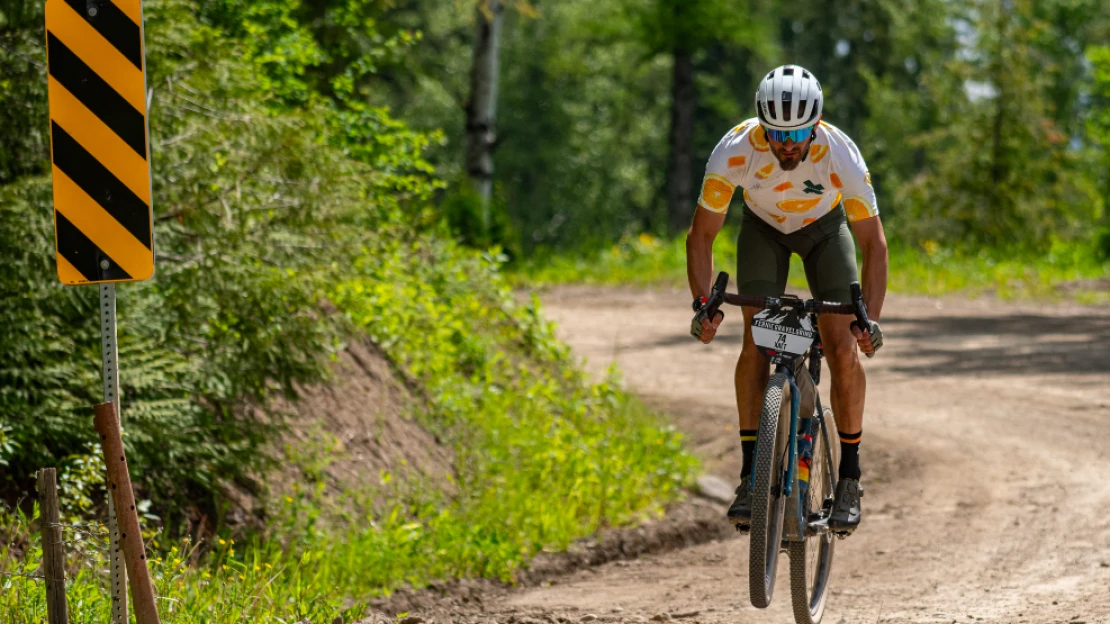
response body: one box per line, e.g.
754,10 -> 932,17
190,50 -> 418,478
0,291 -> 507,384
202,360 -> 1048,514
37,468 -> 69,624
93,401 -> 161,624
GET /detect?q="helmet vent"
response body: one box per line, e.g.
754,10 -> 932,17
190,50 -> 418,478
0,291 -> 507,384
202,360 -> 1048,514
802,69 -> 811,79
782,66 -> 795,76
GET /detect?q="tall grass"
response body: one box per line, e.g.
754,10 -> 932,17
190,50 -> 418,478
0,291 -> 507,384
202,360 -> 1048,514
513,230 -> 1110,302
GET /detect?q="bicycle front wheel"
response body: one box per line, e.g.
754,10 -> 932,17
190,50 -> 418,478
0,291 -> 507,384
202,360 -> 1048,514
749,372 -> 792,608
788,406 -> 839,624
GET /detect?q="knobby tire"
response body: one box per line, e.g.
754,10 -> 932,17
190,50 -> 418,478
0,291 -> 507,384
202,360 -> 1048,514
748,373 -> 792,608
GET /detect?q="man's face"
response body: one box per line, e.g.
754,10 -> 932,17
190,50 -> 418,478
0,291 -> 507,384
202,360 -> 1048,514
764,118 -> 819,171
767,131 -> 813,171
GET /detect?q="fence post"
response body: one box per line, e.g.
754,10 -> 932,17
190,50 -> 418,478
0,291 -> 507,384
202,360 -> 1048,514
37,468 -> 69,624
93,401 -> 162,624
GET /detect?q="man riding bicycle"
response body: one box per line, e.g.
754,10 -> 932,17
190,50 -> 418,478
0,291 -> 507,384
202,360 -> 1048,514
687,65 -> 888,534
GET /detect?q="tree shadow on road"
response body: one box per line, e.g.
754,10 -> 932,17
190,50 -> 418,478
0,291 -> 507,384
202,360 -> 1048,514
882,313 -> 1110,376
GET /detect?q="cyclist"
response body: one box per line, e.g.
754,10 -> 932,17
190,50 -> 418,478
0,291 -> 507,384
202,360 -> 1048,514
687,64 -> 888,534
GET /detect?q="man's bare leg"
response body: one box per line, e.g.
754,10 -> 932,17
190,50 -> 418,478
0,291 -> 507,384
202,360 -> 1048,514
818,312 -> 866,531
727,307 -> 771,521
735,307 -> 771,432
732,306 -> 770,489
818,314 -> 865,445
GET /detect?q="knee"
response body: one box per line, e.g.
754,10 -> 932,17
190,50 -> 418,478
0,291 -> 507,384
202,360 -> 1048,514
740,338 -> 764,364
823,335 -> 859,373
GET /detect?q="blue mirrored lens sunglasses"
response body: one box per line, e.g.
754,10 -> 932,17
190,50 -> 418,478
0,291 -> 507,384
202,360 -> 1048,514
764,124 -> 816,144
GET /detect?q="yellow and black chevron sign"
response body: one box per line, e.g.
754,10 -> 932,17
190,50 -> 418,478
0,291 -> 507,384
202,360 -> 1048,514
46,0 -> 154,285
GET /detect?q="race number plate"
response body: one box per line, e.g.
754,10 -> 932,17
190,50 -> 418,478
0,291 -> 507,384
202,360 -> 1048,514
752,306 -> 816,364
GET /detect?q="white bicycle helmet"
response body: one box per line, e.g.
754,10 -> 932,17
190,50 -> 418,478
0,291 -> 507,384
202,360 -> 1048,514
755,65 -> 823,130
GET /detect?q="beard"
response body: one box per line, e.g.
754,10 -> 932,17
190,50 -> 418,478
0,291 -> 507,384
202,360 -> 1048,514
778,156 -> 802,171
772,139 -> 810,171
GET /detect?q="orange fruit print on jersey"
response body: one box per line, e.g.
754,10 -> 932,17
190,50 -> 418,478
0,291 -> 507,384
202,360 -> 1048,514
749,126 -> 770,152
809,144 -> 829,162
773,181 -> 794,192
756,163 -> 775,179
701,177 -> 734,211
771,214 -> 787,223
777,198 -> 823,213
802,217 -> 816,226
844,197 -> 875,221
830,172 -> 842,189
728,156 -> 746,168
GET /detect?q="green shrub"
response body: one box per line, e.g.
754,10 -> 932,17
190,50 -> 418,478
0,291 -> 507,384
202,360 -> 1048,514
0,0 -> 437,519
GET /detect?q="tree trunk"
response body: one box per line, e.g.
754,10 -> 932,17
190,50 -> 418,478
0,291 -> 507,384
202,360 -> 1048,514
668,45 -> 697,232
466,0 -> 504,228
989,0 -> 1007,186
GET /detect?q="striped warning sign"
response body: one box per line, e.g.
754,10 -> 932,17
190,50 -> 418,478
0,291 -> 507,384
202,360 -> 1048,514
46,0 -> 154,285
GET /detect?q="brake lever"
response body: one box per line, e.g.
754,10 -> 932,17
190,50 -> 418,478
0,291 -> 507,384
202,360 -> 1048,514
849,281 -> 875,359
691,272 -> 730,339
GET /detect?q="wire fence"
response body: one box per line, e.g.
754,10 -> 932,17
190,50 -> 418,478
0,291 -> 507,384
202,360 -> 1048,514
0,497 -> 115,585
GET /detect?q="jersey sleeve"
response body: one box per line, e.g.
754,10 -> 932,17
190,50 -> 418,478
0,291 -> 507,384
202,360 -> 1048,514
832,134 -> 879,223
697,125 -> 752,215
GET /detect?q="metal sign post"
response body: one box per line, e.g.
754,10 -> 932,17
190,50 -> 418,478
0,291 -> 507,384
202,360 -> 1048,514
45,0 -> 155,616
100,283 -> 127,622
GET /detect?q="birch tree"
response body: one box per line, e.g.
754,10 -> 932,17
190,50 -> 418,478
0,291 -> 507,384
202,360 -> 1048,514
466,0 -> 505,228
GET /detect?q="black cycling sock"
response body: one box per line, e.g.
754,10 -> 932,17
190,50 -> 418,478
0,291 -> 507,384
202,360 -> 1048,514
740,429 -> 758,478
838,430 -> 862,480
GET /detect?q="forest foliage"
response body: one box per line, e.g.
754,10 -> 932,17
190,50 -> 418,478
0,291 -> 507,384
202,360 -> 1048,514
1,0 -> 1108,509
2,0 -> 1110,612
345,0 -> 1110,257
1,0 -> 1110,612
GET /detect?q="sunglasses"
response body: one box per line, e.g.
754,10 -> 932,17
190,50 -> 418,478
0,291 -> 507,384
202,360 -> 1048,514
763,124 -> 816,144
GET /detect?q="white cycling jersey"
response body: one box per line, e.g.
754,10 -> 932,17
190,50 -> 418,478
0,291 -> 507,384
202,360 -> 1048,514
697,119 -> 878,234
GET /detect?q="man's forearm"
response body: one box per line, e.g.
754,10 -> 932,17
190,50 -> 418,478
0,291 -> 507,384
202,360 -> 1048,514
685,230 -> 715,299
860,244 -> 888,320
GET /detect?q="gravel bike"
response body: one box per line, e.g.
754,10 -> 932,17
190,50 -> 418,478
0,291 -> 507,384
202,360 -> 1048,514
691,272 -> 872,624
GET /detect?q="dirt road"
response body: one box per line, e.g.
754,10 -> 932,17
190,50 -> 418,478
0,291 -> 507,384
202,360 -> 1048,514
371,286 -> 1110,624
